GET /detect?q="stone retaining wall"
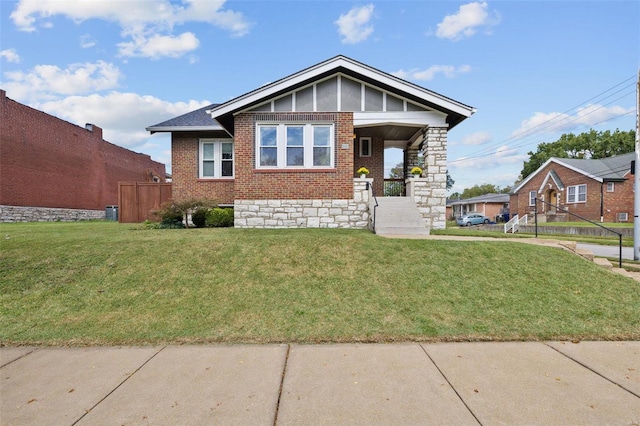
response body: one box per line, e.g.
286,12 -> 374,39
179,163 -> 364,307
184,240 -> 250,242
234,179 -> 370,229
1,205 -> 106,222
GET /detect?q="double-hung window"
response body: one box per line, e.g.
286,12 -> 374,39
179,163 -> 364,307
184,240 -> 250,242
567,184 -> 586,203
199,139 -> 234,178
257,123 -> 334,169
529,191 -> 536,206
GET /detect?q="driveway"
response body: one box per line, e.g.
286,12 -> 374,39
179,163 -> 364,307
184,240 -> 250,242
577,243 -> 634,260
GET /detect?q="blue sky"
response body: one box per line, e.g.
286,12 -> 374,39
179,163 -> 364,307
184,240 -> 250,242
1,0 -> 638,193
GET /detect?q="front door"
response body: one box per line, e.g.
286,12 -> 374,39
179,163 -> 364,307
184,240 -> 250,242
549,190 -> 558,212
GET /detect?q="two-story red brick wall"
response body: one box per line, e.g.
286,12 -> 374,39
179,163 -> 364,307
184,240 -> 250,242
171,132 -> 234,204
233,112 -> 354,200
511,161 -> 632,222
0,90 -> 165,210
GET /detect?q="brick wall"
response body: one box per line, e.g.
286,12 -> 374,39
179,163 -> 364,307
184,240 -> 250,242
602,179 -> 633,222
0,90 -> 166,211
171,132 -> 234,204
233,112 -> 354,200
511,161 -> 633,222
353,134 -> 384,195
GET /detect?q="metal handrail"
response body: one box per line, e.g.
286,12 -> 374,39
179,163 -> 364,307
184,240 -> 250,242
534,198 -> 623,268
366,181 -> 379,233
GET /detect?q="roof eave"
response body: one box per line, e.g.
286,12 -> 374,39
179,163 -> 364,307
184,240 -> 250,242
207,55 -> 475,122
146,125 -> 225,134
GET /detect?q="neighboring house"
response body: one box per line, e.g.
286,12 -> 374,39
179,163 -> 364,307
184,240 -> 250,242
147,55 -> 475,230
447,193 -> 510,222
510,152 -> 634,223
0,89 -> 166,222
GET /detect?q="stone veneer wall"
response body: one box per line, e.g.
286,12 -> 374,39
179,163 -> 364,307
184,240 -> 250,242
1,205 -> 106,222
234,179 -> 370,229
416,126 -> 448,229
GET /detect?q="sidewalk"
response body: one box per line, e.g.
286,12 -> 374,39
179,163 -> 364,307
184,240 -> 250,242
2,342 -> 639,425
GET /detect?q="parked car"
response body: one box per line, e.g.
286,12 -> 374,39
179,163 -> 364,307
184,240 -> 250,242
456,213 -> 491,226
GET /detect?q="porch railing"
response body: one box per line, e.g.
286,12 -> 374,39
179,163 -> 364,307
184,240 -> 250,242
504,214 -> 528,233
384,178 -> 405,196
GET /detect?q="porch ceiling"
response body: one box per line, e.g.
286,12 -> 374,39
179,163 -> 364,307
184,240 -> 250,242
355,124 -> 421,141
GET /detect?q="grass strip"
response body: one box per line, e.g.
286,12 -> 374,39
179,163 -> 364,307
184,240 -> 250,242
1,222 -> 638,346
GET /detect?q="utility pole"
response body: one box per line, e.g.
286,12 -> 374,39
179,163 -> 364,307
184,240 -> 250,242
634,69 -> 640,260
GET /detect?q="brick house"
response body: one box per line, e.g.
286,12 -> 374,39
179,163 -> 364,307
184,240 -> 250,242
447,193 -> 510,222
0,89 -> 166,222
147,56 -> 475,230
510,153 -> 634,223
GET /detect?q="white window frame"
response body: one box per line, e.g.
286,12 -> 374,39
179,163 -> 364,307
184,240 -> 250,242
359,137 -> 371,157
618,212 -> 629,222
256,123 -> 334,169
199,139 -> 234,179
529,191 -> 536,206
606,182 -> 615,192
567,184 -> 587,203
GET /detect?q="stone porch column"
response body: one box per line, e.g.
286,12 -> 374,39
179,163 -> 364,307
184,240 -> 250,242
418,126 -> 448,229
405,147 -> 420,178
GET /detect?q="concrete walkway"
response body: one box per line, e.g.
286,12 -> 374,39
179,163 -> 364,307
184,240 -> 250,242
2,342 -> 639,425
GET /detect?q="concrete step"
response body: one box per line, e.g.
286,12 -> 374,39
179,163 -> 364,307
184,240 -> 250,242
374,197 -> 428,236
376,227 -> 430,236
592,257 -> 613,269
575,249 -> 594,261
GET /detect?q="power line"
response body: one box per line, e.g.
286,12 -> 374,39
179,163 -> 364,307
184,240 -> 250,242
456,75 -> 637,161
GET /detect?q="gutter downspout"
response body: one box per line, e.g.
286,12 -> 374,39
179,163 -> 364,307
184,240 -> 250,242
600,182 -> 604,222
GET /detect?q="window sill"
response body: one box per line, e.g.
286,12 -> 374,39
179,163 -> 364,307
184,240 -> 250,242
253,168 -> 336,173
197,178 -> 234,182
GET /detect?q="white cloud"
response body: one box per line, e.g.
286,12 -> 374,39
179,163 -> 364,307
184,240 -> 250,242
117,31 -> 199,59
392,64 -> 471,81
39,92 -> 210,152
335,4 -> 375,44
9,0 -> 250,58
79,34 -> 96,48
512,104 -> 635,137
435,2 -> 500,41
460,131 -> 492,146
2,60 -> 122,102
449,145 -> 527,170
0,49 -> 21,63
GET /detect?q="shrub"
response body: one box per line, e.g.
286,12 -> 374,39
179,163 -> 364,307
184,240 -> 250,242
191,208 -> 207,228
153,199 -> 217,228
206,208 -> 234,227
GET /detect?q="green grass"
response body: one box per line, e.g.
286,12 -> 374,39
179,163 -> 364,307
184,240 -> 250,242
1,222 -> 638,346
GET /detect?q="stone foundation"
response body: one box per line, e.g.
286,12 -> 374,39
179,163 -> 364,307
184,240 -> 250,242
1,205 -> 106,222
234,179 -> 370,229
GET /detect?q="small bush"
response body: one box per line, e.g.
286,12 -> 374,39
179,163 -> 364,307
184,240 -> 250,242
191,208 -> 207,228
206,208 -> 234,227
153,199 -> 217,229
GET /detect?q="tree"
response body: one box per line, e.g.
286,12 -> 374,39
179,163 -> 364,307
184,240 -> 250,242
520,129 -> 635,180
460,184 -> 502,199
389,162 -> 404,179
446,170 -> 455,190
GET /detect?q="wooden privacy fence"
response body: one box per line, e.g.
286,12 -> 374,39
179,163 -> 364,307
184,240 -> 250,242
118,182 -> 172,223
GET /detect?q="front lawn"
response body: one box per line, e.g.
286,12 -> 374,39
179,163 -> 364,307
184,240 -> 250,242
1,222 -> 638,346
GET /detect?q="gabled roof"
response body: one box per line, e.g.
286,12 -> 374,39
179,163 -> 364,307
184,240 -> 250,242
513,152 -> 635,193
538,170 -> 564,192
146,103 -> 224,133
207,55 -> 476,134
447,193 -> 510,206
